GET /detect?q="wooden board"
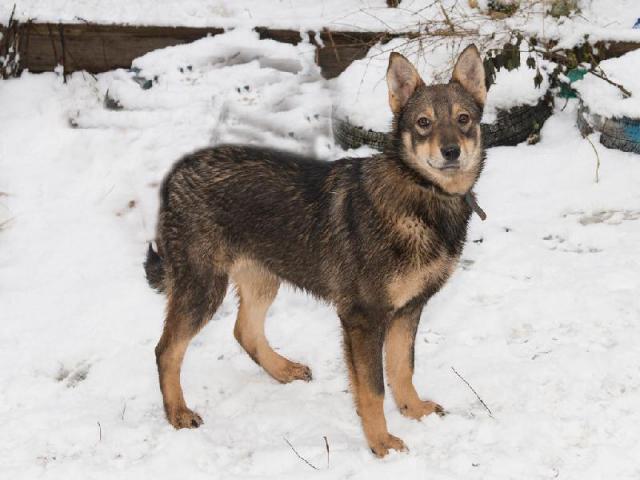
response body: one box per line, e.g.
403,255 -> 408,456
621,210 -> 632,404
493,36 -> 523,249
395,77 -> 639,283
4,22 -> 392,79
17,23 -> 225,75
1,22 -> 638,79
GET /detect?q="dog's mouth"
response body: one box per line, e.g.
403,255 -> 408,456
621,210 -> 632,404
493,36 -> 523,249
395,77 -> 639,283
427,159 -> 461,172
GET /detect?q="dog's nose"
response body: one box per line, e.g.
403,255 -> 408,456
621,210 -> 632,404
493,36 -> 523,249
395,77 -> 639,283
441,145 -> 461,164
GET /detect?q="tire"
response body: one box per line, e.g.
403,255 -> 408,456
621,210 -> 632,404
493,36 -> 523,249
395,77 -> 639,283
332,94 -> 554,151
577,101 -> 640,154
332,115 -> 390,151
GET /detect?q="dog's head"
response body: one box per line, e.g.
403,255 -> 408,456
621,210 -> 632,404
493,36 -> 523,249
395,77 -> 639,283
387,45 -> 486,195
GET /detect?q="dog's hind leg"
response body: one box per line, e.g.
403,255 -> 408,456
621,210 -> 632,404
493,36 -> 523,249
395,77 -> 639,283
155,268 -> 228,429
385,306 -> 444,420
232,260 -> 312,383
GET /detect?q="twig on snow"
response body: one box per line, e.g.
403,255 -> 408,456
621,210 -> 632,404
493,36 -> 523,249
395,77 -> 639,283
97,421 -> 102,442
323,436 -> 330,468
451,366 -> 494,418
588,66 -> 632,99
582,133 -> 601,183
283,437 -> 318,470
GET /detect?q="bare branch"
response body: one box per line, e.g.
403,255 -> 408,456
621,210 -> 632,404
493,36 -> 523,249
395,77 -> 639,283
323,436 -> 330,469
582,133 -> 601,183
587,67 -> 631,98
283,437 -> 318,470
451,366 -> 494,418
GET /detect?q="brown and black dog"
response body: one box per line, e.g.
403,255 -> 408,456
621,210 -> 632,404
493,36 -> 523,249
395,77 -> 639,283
145,45 -> 486,457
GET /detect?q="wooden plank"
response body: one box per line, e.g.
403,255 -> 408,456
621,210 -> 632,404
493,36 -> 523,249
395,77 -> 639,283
1,22 -> 639,79
5,22 -> 389,79
316,30 -> 393,79
255,27 -> 395,78
19,23 -> 225,74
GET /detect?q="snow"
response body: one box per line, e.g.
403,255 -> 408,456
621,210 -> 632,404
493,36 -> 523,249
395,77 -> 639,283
2,26 -> 640,480
2,0 -> 640,43
0,0 -> 464,30
333,41 -> 549,130
574,48 -> 640,119
483,53 -> 550,123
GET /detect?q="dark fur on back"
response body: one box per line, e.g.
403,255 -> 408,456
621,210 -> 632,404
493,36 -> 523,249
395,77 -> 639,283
146,45 -> 487,457
146,144 -> 475,310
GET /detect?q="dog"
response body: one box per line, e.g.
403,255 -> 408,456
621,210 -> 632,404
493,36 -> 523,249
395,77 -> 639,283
144,44 -> 486,457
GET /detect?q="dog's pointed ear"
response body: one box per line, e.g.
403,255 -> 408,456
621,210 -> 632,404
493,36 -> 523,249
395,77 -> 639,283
387,52 -> 424,114
451,44 -> 487,107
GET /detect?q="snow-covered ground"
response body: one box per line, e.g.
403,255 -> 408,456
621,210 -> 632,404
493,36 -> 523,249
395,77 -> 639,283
1,27 -> 640,480
2,0 -> 640,44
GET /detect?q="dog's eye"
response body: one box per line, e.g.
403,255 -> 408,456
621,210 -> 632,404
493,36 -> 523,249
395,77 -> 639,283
417,117 -> 431,129
458,113 -> 470,125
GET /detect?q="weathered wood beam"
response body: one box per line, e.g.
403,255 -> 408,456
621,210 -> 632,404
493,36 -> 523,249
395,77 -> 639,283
15,23 -> 225,75
2,22 -> 392,79
1,22 -> 638,79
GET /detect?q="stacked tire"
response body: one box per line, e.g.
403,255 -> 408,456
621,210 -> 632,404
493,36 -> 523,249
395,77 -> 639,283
577,102 -> 640,154
332,94 -> 554,151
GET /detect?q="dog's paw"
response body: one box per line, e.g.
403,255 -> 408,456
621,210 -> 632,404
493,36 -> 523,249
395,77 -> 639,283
369,433 -> 408,458
400,400 -> 446,420
273,361 -> 313,383
167,407 -> 203,429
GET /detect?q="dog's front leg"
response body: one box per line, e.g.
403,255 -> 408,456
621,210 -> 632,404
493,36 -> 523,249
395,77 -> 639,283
385,306 -> 445,420
340,308 -> 407,457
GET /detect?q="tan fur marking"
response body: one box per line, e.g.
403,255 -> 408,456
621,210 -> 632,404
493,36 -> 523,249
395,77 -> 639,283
452,103 -> 483,167
157,336 -> 188,410
451,45 -> 487,106
401,128 -> 481,195
385,314 -> 444,420
156,298 -> 204,429
344,337 -> 407,457
388,254 -> 451,309
358,388 -> 385,439
387,52 -> 424,114
231,259 -> 311,383
460,125 -> 483,167
418,106 -> 435,122
393,216 -> 431,249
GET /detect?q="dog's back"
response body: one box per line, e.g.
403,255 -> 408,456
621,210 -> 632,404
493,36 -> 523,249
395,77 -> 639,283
151,145 -> 346,297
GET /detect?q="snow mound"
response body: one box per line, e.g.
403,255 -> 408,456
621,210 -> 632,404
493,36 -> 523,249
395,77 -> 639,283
574,49 -> 640,119
70,30 -> 333,157
132,29 -> 314,78
332,41 -> 549,131
483,54 -> 550,123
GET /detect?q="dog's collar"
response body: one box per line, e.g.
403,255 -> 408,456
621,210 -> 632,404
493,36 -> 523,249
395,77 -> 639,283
430,186 -> 487,221
463,191 -> 487,221
419,181 -> 487,221
410,167 -> 487,221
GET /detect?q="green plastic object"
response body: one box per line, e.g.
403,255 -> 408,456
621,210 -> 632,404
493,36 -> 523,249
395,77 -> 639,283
559,68 -> 587,98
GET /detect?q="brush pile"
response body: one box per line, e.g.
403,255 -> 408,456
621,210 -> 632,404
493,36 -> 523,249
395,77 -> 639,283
0,6 -> 22,79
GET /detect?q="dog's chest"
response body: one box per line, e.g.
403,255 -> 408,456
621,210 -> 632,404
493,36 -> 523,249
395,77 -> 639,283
387,253 -> 457,310
385,207 -> 467,310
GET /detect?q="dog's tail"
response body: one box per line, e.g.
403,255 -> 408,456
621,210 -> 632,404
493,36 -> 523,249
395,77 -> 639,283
144,243 -> 165,293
